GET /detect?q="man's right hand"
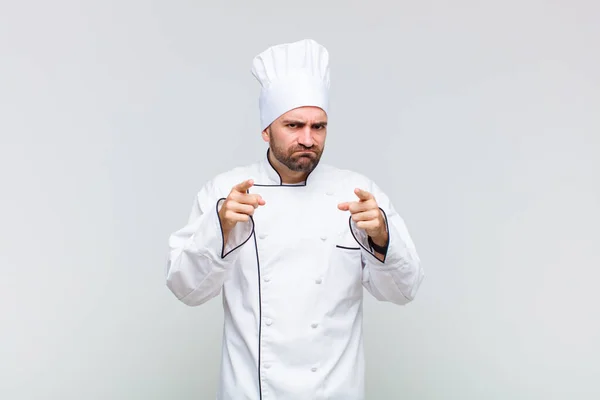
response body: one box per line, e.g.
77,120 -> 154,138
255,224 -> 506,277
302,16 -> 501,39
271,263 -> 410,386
218,179 -> 265,243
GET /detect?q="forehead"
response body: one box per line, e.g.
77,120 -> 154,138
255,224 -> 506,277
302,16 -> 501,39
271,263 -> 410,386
281,106 -> 327,121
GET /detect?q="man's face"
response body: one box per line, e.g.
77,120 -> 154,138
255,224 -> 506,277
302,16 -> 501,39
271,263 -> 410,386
263,106 -> 328,173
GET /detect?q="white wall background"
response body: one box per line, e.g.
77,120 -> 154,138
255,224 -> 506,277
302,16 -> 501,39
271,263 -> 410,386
1,0 -> 599,399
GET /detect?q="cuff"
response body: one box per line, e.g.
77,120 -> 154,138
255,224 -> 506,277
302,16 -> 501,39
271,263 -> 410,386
349,207 -> 389,264
216,198 -> 254,258
190,198 -> 254,267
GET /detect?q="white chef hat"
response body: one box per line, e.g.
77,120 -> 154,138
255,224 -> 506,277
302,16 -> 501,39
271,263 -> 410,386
251,39 -> 331,131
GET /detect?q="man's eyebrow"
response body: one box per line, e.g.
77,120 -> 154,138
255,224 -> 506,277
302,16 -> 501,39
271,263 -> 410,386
281,119 -> 305,125
281,119 -> 327,126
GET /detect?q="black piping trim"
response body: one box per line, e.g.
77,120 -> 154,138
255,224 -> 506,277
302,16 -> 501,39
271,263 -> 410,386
252,184 -> 307,187
216,198 -> 255,259
248,150 -> 329,398
251,222 -> 263,400
335,245 -> 360,250
262,148 -> 318,187
348,206 -> 389,264
266,148 -> 283,184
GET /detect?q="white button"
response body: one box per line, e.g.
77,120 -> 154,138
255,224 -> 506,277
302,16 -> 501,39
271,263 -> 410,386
264,277 -> 270,282
325,191 -> 334,196
311,366 -> 318,372
311,322 -> 318,329
265,318 -> 273,326
259,233 -> 268,239
315,278 -> 322,284
320,235 -> 327,241
264,363 -> 271,369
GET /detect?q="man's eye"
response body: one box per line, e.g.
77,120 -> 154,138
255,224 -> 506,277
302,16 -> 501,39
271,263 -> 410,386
288,124 -> 297,128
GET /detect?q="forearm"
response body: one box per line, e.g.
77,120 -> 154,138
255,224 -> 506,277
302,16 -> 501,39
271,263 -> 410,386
167,245 -> 228,306
360,211 -> 424,305
166,197 -> 251,306
363,252 -> 423,305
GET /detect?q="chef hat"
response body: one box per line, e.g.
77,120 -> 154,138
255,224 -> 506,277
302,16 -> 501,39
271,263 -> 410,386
251,39 -> 331,131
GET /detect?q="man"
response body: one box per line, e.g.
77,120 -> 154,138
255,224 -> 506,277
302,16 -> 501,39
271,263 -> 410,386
166,39 -> 424,400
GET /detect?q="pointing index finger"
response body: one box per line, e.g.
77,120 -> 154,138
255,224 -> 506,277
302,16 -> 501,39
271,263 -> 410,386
233,179 -> 254,193
354,188 -> 373,201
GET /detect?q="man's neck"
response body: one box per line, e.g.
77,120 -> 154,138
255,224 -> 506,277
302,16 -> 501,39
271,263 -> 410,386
268,151 -> 307,184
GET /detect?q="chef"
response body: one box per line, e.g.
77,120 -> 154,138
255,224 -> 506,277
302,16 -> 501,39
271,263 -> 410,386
166,39 -> 424,400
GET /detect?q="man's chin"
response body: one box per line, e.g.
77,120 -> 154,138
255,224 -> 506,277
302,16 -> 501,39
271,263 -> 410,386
289,156 -> 319,172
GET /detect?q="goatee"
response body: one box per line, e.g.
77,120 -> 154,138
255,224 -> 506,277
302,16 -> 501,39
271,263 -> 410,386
271,145 -> 323,173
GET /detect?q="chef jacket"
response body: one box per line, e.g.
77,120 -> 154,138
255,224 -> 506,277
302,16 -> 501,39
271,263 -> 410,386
166,151 -> 424,400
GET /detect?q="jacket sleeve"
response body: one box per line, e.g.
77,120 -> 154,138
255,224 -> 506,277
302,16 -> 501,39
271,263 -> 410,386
351,181 -> 424,305
165,179 -> 254,306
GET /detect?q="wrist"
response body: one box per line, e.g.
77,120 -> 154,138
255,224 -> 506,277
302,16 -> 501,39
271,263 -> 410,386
369,231 -> 388,247
368,233 -> 388,255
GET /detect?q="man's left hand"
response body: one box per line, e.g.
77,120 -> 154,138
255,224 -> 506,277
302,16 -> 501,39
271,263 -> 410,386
338,188 -> 388,247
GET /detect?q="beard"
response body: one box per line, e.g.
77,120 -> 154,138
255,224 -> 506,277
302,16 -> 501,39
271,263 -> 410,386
269,136 -> 323,173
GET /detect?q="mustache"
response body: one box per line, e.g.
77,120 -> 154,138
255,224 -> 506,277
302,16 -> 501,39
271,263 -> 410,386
291,145 -> 318,152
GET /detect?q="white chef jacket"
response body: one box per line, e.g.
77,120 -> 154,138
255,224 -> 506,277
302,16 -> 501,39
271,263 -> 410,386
166,151 -> 424,400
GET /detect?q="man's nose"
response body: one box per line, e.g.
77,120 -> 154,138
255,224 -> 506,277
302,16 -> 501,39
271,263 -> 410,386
298,126 -> 314,147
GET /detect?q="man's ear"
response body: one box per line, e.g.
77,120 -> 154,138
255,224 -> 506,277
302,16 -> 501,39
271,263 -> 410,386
261,127 -> 270,143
